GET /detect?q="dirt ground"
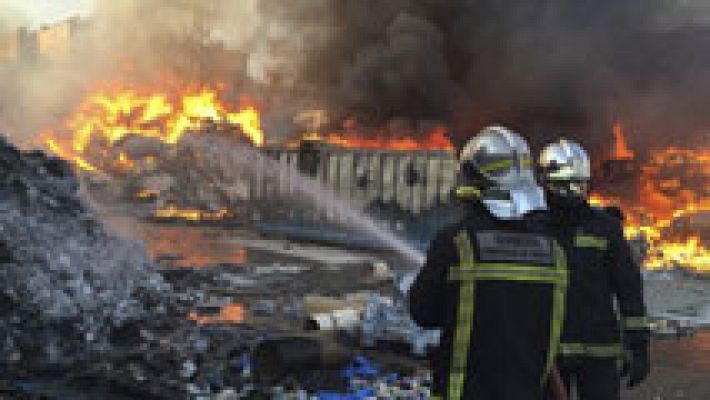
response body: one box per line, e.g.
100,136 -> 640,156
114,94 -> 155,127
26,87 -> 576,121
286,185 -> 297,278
621,330 -> 710,400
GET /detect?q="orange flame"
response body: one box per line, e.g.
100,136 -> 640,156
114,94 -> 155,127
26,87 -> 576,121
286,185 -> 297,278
612,122 -> 635,160
41,81 -> 264,172
45,137 -> 98,172
154,205 -> 231,222
296,125 -> 454,152
321,126 -> 453,151
189,304 -> 245,325
593,141 -> 709,272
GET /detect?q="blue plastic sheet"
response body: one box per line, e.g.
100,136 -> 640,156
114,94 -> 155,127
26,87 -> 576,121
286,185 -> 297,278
317,355 -> 385,399
341,355 -> 380,379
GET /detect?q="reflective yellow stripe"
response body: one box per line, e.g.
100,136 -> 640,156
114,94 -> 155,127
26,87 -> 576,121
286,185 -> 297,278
543,242 -> 568,384
559,342 -> 625,358
448,271 -> 565,283
455,185 -> 481,199
574,233 -> 608,250
479,158 -> 514,173
449,231 -> 477,400
447,231 -> 569,395
622,316 -> 651,330
448,264 -> 568,284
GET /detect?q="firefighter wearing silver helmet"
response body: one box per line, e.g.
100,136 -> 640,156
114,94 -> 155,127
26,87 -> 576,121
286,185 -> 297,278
540,139 -> 650,400
409,126 -> 569,400
539,139 -> 592,206
456,125 -> 547,218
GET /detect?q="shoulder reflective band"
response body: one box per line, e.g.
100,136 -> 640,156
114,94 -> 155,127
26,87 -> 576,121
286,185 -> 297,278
559,342 -> 625,358
447,231 -> 569,396
622,316 -> 651,330
448,230 -> 477,400
455,186 -> 481,199
574,233 -> 608,250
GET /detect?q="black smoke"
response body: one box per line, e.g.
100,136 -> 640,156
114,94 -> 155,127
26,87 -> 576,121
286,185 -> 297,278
261,0 -> 710,154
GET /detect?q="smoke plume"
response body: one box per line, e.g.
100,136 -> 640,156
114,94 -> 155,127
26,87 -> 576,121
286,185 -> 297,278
260,0 -> 710,153
1,0 -> 709,155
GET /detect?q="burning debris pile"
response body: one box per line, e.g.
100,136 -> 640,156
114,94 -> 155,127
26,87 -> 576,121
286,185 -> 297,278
35,78 -> 459,234
40,80 -> 264,173
592,125 -> 710,273
37,81 -> 266,221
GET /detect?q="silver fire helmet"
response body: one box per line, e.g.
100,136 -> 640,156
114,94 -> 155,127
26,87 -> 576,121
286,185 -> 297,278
539,139 -> 591,198
539,139 -> 591,181
457,125 -> 547,219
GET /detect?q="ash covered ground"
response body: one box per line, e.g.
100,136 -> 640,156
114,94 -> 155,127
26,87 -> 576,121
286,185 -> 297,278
0,137 -> 708,399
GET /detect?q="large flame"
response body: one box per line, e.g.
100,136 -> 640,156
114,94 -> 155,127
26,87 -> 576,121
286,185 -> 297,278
291,111 -> 454,151
592,128 -> 709,272
41,81 -> 264,172
315,126 -> 454,151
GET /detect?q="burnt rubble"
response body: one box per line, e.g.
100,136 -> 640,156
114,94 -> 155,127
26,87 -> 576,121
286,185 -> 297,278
0,136 -> 263,398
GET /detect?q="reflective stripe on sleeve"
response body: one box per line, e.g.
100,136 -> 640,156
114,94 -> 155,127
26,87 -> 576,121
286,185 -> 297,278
574,233 -> 608,250
558,342 -> 625,358
622,316 -> 651,330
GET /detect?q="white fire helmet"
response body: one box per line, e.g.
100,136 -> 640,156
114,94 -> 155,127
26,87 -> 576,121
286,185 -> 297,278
538,139 -> 591,198
457,125 -> 547,219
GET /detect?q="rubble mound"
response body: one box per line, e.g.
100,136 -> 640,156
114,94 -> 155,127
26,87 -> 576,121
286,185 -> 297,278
0,136 -> 175,370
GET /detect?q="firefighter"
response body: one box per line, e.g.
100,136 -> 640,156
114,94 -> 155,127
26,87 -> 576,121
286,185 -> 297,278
409,126 -> 569,400
538,139 -> 650,399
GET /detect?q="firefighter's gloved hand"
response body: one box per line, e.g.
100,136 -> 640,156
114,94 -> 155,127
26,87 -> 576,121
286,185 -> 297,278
621,344 -> 650,388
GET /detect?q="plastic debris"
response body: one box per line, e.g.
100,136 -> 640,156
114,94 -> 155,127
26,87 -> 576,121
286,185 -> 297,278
358,294 -> 440,357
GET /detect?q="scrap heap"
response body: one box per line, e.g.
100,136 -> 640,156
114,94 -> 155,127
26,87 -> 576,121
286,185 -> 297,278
0,135 -> 261,398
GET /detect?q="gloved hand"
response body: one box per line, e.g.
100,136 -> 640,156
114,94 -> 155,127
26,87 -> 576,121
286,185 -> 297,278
620,344 -> 650,388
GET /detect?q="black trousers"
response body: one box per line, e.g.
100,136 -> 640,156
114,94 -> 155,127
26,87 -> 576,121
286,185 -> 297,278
553,358 -> 620,400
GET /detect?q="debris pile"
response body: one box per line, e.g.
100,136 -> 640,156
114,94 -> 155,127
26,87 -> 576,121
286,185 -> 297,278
87,135 -> 252,218
0,135 -> 171,356
0,136 -> 262,398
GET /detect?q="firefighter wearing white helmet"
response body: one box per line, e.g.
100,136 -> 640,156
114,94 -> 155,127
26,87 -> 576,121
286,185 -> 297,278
409,125 -> 569,400
539,139 -> 649,400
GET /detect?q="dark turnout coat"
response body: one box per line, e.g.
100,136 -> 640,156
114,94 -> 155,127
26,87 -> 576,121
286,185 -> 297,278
549,204 -> 649,358
409,205 -> 568,400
